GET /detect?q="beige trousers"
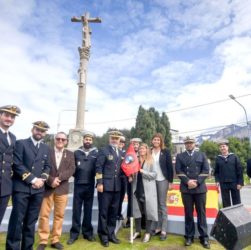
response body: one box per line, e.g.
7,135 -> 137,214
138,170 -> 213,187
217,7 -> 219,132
38,193 -> 68,244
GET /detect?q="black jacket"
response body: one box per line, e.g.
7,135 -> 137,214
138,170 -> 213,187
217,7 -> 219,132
12,138 -> 51,194
247,158 -> 251,178
0,130 -> 16,197
74,147 -> 98,184
214,153 -> 243,185
96,145 -> 123,192
175,151 -> 209,194
158,148 -> 174,183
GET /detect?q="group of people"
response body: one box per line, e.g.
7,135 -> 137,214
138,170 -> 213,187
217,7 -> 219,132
0,104 -> 246,250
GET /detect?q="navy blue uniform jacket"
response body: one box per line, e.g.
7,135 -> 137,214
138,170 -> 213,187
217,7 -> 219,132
96,145 -> 123,192
175,151 -> 209,194
12,138 -> 51,194
0,130 -> 16,197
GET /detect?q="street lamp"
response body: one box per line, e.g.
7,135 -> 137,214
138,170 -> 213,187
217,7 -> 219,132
229,94 -> 251,148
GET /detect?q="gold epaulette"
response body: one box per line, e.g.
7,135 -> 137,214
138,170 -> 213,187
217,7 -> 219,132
176,174 -> 186,177
96,173 -> 103,179
199,174 -> 209,176
22,172 -> 31,180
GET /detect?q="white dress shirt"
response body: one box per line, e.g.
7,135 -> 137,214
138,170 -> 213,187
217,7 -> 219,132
31,136 -> 42,148
0,127 -> 11,145
55,147 -> 64,169
152,150 -> 165,181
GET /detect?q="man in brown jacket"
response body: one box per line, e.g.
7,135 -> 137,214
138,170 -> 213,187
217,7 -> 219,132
37,132 -> 75,250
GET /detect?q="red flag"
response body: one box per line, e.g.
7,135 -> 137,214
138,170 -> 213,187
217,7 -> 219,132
121,143 -> 140,176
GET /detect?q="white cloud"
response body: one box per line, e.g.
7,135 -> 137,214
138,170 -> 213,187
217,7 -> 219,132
0,1 -> 76,138
1,0 -> 251,141
168,36 -> 251,135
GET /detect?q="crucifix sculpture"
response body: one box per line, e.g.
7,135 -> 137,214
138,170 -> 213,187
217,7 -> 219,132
71,12 -> 101,130
68,12 -> 101,150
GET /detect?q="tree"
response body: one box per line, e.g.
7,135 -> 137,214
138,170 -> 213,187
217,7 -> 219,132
95,128 -> 131,149
228,137 -> 250,173
43,134 -> 55,147
160,112 -> 172,150
199,140 -> 218,167
133,106 -> 172,149
200,137 -> 250,174
94,106 -> 172,150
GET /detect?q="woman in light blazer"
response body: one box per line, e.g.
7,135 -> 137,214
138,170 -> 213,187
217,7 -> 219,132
151,133 -> 173,240
131,143 -> 158,243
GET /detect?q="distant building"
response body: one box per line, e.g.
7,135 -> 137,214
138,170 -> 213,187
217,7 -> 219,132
171,129 -> 185,155
196,124 -> 250,144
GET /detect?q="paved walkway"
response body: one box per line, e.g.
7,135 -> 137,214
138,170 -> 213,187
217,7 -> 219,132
241,184 -> 251,212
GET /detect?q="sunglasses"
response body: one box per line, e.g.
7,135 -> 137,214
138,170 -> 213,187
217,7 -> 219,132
55,138 -> 67,142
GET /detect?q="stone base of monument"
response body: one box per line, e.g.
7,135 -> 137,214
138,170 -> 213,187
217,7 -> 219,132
0,190 -> 127,235
67,129 -> 84,151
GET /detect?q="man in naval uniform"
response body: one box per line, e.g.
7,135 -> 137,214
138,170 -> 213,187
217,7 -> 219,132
6,121 -> 51,250
67,131 -> 98,245
96,130 -> 123,247
175,136 -> 210,249
0,105 -> 21,225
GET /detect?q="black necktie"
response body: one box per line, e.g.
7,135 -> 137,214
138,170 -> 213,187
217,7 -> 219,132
4,132 -> 10,146
113,147 -> 118,156
35,143 -> 39,151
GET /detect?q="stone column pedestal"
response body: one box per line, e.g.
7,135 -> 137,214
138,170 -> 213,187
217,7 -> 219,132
67,129 -> 83,151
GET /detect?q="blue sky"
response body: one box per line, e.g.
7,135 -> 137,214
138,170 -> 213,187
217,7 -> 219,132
1,0 -> 251,138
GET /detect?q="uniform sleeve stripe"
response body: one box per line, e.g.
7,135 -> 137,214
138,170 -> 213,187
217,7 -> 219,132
96,173 -> 103,179
22,172 -> 31,180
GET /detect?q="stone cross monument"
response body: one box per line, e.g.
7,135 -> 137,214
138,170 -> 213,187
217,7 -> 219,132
68,12 -> 101,150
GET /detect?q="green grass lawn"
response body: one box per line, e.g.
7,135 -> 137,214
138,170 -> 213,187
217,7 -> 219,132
2,228 -> 251,250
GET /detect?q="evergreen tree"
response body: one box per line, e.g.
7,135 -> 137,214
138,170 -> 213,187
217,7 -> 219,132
199,140 -> 218,167
133,106 -> 172,149
228,137 -> 250,173
200,137 -> 250,174
94,106 -> 172,151
160,112 -> 172,149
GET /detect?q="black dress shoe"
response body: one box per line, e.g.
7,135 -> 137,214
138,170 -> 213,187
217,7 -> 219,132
124,221 -> 130,228
51,242 -> 64,249
117,215 -> 124,220
84,235 -> 96,242
101,240 -> 109,247
67,238 -> 76,245
201,240 -> 211,249
36,244 -> 46,250
109,236 -> 121,244
185,238 -> 193,246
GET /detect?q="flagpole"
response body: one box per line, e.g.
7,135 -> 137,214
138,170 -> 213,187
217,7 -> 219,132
130,177 -> 134,244
120,143 -> 140,244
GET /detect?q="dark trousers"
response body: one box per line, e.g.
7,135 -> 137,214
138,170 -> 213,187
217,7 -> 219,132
98,191 -> 120,241
127,182 -> 132,217
117,176 -> 127,217
220,183 -> 241,208
70,183 -> 95,239
181,192 -> 208,240
6,191 -> 44,250
0,195 -> 10,225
